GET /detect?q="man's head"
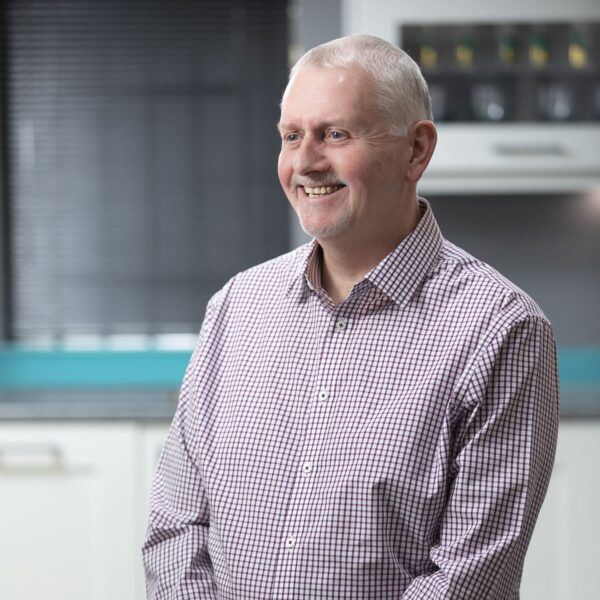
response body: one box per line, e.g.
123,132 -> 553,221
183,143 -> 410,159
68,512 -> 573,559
283,34 -> 433,136
277,34 -> 436,245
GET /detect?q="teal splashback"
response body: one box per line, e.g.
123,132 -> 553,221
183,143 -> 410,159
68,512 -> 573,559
0,346 -> 598,391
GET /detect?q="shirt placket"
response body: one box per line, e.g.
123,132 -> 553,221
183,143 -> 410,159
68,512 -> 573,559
270,293 -> 356,597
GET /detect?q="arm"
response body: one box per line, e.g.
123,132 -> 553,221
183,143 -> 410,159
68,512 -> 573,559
402,316 -> 559,599
142,303 -> 219,599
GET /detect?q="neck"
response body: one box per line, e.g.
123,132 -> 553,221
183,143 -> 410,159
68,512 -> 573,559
319,199 -> 421,304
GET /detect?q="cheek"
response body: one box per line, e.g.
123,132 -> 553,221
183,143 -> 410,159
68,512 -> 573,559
361,158 -> 397,188
277,151 -> 291,188
336,153 -> 376,188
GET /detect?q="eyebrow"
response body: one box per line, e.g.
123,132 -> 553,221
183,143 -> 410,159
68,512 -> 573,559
276,119 -> 357,134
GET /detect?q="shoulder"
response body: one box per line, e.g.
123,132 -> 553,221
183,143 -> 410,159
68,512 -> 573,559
235,242 -> 311,290
432,239 -> 556,389
430,240 -> 557,406
431,238 -> 550,330
205,241 -> 312,314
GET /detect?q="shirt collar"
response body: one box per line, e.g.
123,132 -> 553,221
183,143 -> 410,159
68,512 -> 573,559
286,239 -> 320,300
286,197 -> 443,308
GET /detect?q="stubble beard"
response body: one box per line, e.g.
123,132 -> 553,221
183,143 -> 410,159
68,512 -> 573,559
296,203 -> 352,240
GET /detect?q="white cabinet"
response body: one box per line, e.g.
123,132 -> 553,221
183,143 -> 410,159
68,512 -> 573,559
421,124 -> 600,195
134,424 -> 170,600
0,421 -> 171,600
343,0 -> 600,196
521,421 -> 600,600
1,420 -> 597,599
0,423 -> 139,600
343,0 -> 600,43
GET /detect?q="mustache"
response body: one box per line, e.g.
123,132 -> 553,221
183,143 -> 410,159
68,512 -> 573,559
292,174 -> 347,188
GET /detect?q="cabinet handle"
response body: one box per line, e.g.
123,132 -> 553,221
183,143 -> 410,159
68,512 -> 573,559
0,442 -> 63,471
494,143 -> 567,157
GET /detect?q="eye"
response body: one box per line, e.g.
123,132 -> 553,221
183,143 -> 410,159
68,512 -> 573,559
327,129 -> 347,141
283,132 -> 300,143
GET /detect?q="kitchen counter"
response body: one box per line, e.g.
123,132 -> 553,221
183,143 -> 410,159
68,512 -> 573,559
1,346 -> 598,420
0,389 -> 178,421
1,388 -> 598,421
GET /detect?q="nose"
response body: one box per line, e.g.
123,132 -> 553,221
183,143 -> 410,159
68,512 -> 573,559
293,134 -> 329,175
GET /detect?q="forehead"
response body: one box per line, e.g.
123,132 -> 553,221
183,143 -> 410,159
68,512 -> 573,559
279,66 -> 376,128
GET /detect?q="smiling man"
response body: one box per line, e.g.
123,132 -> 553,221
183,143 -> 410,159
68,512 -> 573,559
277,62 -> 432,304
143,35 -> 559,599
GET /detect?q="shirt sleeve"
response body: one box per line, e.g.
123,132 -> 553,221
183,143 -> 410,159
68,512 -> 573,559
142,300 -> 220,599
401,316 -> 559,600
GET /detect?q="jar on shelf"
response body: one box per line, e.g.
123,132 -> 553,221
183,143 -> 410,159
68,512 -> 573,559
454,28 -> 475,69
497,26 -> 518,67
568,24 -> 590,70
418,26 -> 439,71
528,26 -> 550,69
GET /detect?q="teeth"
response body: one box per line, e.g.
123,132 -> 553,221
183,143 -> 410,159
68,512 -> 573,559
303,184 -> 342,196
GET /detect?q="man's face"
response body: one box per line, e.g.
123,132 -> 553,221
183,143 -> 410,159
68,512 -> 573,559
277,66 -> 413,243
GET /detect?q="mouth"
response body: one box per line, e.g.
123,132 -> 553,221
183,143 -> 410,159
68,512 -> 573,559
300,184 -> 346,199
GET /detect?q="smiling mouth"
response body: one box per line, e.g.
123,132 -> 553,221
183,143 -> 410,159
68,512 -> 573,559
302,184 -> 345,199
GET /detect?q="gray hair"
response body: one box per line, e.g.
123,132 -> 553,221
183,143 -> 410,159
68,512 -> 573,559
284,34 -> 433,135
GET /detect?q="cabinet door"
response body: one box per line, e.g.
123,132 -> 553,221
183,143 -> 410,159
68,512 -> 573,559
521,421 -> 600,600
135,423 -> 170,600
0,423 -> 138,600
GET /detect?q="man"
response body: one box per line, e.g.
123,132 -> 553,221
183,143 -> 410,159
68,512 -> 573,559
143,35 -> 559,599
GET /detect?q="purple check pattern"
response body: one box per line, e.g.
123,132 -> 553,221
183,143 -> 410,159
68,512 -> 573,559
143,198 -> 559,599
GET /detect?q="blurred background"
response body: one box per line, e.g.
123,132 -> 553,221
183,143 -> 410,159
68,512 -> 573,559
0,1 -> 598,598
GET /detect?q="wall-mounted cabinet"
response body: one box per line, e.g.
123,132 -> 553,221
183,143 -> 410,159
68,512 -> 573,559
421,123 -> 600,194
402,22 -> 599,123
343,0 -> 600,194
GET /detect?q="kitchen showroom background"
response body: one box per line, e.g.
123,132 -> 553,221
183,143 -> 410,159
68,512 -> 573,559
0,1 -> 599,599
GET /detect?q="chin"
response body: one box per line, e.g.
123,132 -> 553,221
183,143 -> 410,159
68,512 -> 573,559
299,214 -> 352,240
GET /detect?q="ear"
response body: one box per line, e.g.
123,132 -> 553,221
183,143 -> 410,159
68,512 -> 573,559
405,121 -> 437,183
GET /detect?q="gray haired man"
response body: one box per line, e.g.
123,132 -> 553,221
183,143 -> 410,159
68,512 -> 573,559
143,35 -> 559,599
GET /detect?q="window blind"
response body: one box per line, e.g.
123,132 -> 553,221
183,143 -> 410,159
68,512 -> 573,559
4,0 -> 289,339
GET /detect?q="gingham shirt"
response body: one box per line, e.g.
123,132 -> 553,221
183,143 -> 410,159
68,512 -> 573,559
143,197 -> 559,599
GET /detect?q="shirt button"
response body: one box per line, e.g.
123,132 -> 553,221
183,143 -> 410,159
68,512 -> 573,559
286,535 -> 296,550
318,390 -> 329,402
335,318 -> 347,331
302,461 -> 313,476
